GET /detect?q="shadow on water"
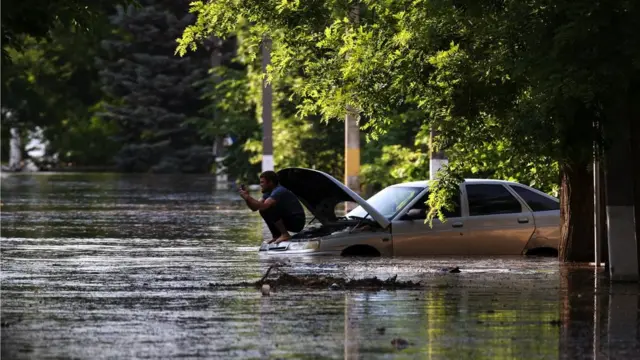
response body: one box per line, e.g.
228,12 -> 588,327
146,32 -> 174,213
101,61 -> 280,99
1,173 -> 639,359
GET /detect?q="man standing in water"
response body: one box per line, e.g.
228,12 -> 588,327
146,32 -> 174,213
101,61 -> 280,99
239,171 -> 305,244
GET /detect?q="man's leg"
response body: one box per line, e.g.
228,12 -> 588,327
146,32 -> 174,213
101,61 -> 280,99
259,207 -> 281,242
284,214 -> 306,233
272,219 -> 290,243
273,214 -> 305,244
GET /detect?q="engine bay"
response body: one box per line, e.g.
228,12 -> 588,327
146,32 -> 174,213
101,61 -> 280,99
291,218 -> 382,240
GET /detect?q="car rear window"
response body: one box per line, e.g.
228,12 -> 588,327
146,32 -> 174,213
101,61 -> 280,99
510,185 -> 560,211
466,184 -> 523,216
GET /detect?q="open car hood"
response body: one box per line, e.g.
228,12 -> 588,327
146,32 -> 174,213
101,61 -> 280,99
277,168 -> 390,229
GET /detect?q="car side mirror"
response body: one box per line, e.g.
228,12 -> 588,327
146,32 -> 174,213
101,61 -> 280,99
403,208 -> 426,220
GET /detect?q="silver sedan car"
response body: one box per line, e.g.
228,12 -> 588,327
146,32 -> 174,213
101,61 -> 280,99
259,168 -> 560,257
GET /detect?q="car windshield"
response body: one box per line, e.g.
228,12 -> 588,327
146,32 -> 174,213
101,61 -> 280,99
347,186 -> 424,219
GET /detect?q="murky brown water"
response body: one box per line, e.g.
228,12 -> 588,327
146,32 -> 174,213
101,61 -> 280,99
1,173 -> 639,359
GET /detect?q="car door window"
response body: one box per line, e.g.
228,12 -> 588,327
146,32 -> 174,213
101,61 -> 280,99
410,191 -> 461,218
466,184 -> 522,216
510,185 -> 560,211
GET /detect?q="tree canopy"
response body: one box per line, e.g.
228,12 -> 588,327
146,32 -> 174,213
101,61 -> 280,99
177,0 -> 640,261
1,1 -> 128,165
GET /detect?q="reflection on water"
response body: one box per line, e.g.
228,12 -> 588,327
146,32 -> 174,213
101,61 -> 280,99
559,267 -> 640,360
1,173 -> 639,359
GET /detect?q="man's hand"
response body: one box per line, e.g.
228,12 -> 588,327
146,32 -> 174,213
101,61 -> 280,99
239,189 -> 250,200
239,189 -> 274,212
240,191 -> 275,212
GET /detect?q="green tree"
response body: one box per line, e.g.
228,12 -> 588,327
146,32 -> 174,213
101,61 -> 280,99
98,1 -> 214,173
1,25 -> 119,166
196,23 -> 345,181
177,0 -> 640,261
2,0 -> 125,166
1,0 -> 124,64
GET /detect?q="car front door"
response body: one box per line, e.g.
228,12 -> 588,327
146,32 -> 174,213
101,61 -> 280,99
463,183 -> 535,255
392,189 -> 469,256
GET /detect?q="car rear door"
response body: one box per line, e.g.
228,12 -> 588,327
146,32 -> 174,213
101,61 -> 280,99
462,183 -> 535,255
509,184 -> 561,247
392,189 -> 469,256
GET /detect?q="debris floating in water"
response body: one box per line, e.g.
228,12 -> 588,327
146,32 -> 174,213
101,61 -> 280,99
208,263 -> 421,290
391,337 -> 410,350
1,315 -> 22,328
440,266 -> 461,273
261,284 -> 271,296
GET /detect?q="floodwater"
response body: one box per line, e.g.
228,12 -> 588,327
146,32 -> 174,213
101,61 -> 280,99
1,173 -> 638,359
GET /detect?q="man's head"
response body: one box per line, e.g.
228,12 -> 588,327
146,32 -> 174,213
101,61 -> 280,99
259,171 -> 279,193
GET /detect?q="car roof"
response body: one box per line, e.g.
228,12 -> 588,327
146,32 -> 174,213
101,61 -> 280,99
390,178 -> 522,188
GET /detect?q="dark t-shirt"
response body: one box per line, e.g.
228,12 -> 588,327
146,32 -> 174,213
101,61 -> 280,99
262,185 -> 305,218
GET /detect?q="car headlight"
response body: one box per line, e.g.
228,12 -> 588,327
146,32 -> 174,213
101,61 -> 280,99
287,240 -> 320,250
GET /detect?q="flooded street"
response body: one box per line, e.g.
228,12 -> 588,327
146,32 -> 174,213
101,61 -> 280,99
1,173 -> 639,359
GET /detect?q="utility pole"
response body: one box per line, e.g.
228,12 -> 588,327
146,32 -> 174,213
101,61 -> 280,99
603,103 -> 638,281
210,36 -> 229,190
593,146 -> 603,267
345,3 -> 360,201
345,105 -> 360,194
593,119 -> 606,267
429,126 -> 448,180
262,36 -> 274,172
9,126 -> 22,170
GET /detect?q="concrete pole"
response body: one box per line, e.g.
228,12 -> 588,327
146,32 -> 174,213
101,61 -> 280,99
9,127 -> 22,170
261,36 -> 274,172
604,105 -> 638,281
593,121 -> 603,267
210,36 -> 229,190
593,155 -> 602,266
345,105 -> 360,193
344,3 -> 360,200
429,126 -> 448,180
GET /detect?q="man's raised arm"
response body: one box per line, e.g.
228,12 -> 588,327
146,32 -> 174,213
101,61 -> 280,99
240,190 -> 276,212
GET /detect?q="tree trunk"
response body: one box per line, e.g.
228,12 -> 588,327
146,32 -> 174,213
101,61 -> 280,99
559,161 -> 595,262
